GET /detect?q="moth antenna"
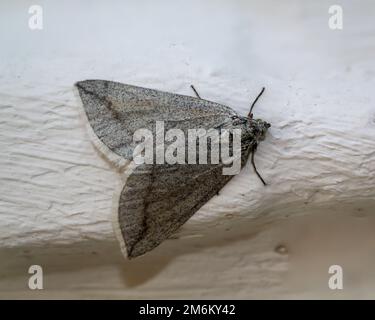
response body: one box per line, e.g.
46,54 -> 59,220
251,149 -> 267,186
248,87 -> 265,119
190,85 -> 201,99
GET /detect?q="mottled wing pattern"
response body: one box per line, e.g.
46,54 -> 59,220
76,79 -> 246,259
119,163 -> 233,258
76,80 -> 237,159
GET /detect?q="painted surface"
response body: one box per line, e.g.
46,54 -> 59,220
0,0 -> 374,298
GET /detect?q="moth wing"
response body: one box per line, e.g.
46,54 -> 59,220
76,80 -> 237,160
118,163 -> 233,258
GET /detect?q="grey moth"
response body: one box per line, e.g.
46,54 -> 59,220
76,80 -> 270,258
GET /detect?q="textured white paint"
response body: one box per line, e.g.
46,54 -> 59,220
0,0 -> 375,298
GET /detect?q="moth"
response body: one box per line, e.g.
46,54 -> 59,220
76,80 -> 270,259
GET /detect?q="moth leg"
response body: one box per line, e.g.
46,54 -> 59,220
248,87 -> 265,119
251,145 -> 267,186
190,85 -> 201,99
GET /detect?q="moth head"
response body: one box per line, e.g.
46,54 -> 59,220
251,118 -> 271,142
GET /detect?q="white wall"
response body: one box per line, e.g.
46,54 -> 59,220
0,0 -> 375,298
